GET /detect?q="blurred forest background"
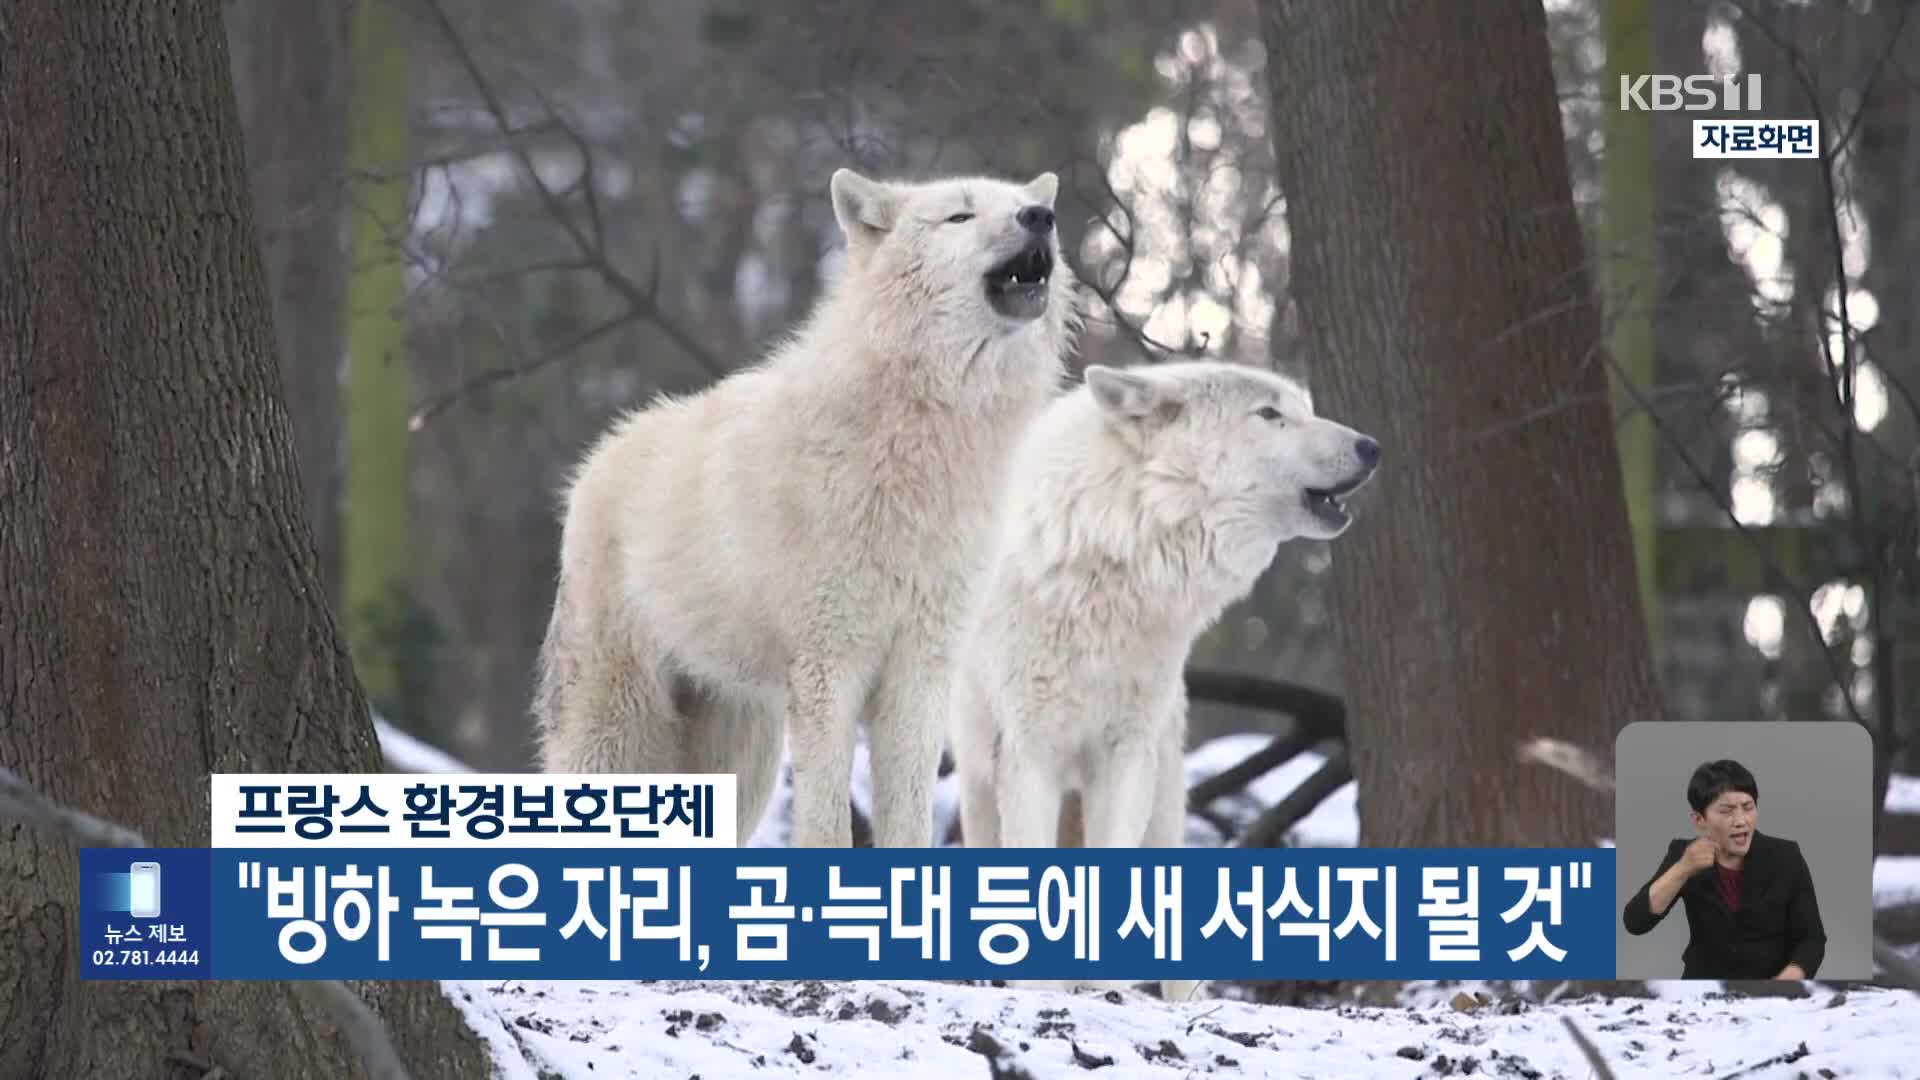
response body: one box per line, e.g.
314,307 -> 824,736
221,0 -> 1918,847
12,1 -> 1920,1071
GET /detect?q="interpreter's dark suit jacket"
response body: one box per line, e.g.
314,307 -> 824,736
1621,831 -> 1825,979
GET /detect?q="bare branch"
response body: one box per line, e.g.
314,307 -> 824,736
346,117 -> 569,180
1188,724 -> 1326,812
1467,376 -> 1739,446
408,308 -> 645,431
1067,164 -> 1214,363
1560,1016 -> 1618,1080
0,765 -> 146,848
292,981 -> 414,1080
1237,744 -> 1351,849
444,256 -> 595,291
411,0 -> 724,428
1711,1 -> 1916,832
1728,0 -> 1919,160
1183,669 -> 1349,813
0,765 -> 413,1080
1781,2 -> 1918,842
1182,669 -> 1346,739
1069,253 -> 1211,364
1190,803 -> 1240,843
515,76 -> 609,249
1606,353 -> 1873,733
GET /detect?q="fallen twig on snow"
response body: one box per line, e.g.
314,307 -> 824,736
1559,1015 -> 1618,1080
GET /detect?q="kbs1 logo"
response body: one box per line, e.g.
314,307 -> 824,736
1617,73 -> 1817,161
1617,73 -> 1762,113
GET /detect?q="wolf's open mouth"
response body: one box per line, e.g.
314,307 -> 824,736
985,243 -> 1053,321
1303,470 -> 1373,528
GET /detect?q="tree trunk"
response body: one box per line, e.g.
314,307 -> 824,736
224,0 -> 352,619
1256,0 -> 1664,846
0,3 -> 489,1077
344,0 -> 421,728
1600,0 -> 1660,647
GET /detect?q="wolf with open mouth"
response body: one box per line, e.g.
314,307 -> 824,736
534,167 -> 1081,854
949,359 -> 1380,1005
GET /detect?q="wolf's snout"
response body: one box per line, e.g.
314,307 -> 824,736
1354,435 -> 1380,468
1016,204 -> 1055,235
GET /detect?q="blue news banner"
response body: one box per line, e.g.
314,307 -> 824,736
80,847 -> 1617,982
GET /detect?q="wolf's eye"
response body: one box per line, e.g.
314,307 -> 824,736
945,212 -> 975,224
1255,406 -> 1284,422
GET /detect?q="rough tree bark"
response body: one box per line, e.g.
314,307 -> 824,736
224,0 -> 352,617
0,3 -> 489,1077
1257,0 -> 1665,846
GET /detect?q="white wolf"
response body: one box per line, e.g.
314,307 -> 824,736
949,360 -> 1380,1003
534,167 -> 1080,850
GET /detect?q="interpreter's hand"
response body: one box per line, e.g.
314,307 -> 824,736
1680,836 -> 1718,874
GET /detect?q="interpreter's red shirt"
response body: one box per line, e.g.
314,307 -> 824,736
1715,864 -> 1744,912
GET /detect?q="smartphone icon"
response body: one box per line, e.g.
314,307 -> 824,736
128,861 -> 161,919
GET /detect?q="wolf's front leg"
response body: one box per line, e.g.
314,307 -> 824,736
1079,735 -> 1157,848
1142,723 -> 1188,849
1144,726 -> 1203,1006
949,675 -> 1002,849
866,646 -> 948,847
785,654 -> 865,848
995,745 -> 1065,849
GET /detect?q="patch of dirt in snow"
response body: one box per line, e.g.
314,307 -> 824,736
447,977 -> 1920,1080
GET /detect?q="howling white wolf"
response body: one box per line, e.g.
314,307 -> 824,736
950,359 -> 1380,1002
534,167 -> 1080,849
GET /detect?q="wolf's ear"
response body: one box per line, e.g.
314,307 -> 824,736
1024,171 -> 1059,208
1085,365 -> 1173,420
830,168 -> 899,248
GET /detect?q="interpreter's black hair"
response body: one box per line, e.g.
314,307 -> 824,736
1687,758 -> 1757,814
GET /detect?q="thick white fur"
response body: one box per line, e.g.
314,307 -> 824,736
533,168 -> 1080,849
950,360 -> 1380,1004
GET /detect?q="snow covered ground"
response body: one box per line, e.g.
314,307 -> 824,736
450,976 -> 1920,1079
373,714 -> 471,774
375,721 -> 1920,1079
